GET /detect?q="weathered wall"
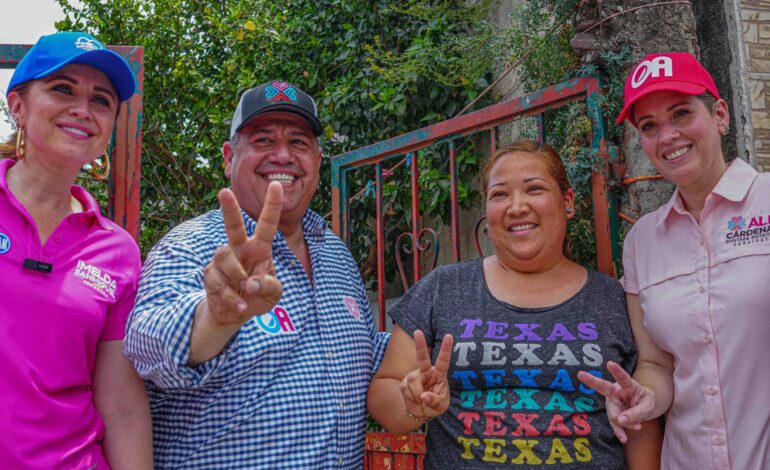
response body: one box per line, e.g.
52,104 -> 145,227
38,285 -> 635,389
739,0 -> 770,171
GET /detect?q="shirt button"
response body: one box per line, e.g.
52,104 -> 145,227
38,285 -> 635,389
697,286 -> 705,293
54,235 -> 61,243
707,386 -> 719,395
327,352 -> 334,359
338,402 -> 344,410
712,435 -> 724,445
338,457 -> 344,466
704,335 -> 713,344
698,238 -> 704,245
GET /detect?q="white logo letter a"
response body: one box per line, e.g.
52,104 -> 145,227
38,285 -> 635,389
631,56 -> 674,89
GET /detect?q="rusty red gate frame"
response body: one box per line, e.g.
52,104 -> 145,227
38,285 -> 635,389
1,43 -> 144,240
331,75 -> 621,331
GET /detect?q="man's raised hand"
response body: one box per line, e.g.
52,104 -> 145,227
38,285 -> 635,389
202,182 -> 285,326
400,330 -> 454,420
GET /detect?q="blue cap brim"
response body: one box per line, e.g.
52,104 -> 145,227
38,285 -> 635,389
9,49 -> 136,102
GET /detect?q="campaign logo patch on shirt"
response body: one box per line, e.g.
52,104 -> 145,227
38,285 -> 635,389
255,306 -> 297,334
724,214 -> 770,246
0,232 -> 10,254
343,296 -> 361,320
73,259 -> 116,299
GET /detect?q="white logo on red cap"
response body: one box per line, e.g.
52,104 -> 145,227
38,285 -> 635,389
631,56 -> 673,89
75,37 -> 102,51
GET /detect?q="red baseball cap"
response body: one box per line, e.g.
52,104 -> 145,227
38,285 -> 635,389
617,52 -> 720,125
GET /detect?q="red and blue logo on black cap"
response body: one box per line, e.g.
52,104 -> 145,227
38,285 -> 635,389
265,81 -> 298,102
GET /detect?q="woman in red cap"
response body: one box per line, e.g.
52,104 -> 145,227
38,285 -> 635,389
0,32 -> 152,468
579,52 -> 770,469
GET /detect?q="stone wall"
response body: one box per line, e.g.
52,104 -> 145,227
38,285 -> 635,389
742,0 -> 770,171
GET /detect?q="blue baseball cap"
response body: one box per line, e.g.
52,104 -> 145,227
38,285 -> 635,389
8,32 -> 136,102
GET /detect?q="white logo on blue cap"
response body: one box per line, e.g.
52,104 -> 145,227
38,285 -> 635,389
0,233 -> 11,254
75,36 -> 103,51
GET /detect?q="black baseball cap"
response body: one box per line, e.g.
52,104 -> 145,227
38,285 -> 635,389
230,80 -> 322,138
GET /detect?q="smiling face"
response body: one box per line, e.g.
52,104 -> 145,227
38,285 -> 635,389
8,63 -> 119,170
485,150 -> 574,272
223,112 -> 321,229
633,90 -> 728,194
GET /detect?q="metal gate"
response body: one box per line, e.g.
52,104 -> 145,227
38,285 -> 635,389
331,75 -> 621,331
1,42 -> 144,240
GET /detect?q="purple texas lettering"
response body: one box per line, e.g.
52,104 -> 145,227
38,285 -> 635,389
514,323 -> 542,341
459,319 -> 483,338
485,321 -> 509,340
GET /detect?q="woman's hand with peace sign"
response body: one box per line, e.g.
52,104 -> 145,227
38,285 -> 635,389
400,330 -> 454,421
367,325 -> 454,434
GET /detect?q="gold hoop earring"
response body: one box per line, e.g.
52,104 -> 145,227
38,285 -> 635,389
15,128 -> 25,160
90,151 -> 111,181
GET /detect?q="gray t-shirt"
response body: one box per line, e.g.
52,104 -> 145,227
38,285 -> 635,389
389,258 -> 636,469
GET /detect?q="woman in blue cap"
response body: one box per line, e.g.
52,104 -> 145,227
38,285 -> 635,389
0,32 -> 152,468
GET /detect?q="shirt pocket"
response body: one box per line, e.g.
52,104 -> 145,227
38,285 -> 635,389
235,304 -> 304,367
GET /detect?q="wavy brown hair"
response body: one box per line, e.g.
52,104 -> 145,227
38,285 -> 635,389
482,139 -> 571,195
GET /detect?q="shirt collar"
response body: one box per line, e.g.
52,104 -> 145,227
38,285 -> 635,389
0,159 -> 113,231
241,207 -> 328,242
655,158 -> 757,228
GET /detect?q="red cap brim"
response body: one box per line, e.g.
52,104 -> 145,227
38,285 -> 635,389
616,81 -> 708,125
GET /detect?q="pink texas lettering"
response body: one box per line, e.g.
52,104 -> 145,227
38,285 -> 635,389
273,307 -> 295,332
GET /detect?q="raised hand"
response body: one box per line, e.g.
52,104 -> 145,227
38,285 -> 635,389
400,330 -> 454,420
202,182 -> 285,326
577,361 -> 657,443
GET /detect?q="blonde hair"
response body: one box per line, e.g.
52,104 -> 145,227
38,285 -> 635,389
1,82 -> 29,160
0,131 -> 19,160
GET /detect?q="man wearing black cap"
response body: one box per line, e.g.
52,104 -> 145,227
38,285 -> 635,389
124,81 -> 389,468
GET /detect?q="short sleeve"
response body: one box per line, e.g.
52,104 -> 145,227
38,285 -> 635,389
100,241 -> 142,341
387,270 -> 439,345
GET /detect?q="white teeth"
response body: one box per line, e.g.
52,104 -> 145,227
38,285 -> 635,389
266,173 -> 296,185
62,126 -> 90,137
665,146 -> 690,161
509,224 -> 536,232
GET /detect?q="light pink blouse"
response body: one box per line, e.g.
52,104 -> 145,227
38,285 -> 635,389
622,158 -> 770,470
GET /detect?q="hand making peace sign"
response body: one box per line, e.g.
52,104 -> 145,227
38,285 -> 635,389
577,361 -> 657,443
400,330 -> 454,420
202,181 -> 285,327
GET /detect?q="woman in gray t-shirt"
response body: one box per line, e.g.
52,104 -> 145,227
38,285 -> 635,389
367,140 -> 662,469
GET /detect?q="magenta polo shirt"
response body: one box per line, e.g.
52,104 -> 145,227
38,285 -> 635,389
0,159 -> 141,469
622,158 -> 770,470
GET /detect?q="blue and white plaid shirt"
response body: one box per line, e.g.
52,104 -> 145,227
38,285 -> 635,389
124,208 -> 389,469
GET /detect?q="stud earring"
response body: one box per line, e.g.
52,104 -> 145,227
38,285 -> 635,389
566,207 -> 574,213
